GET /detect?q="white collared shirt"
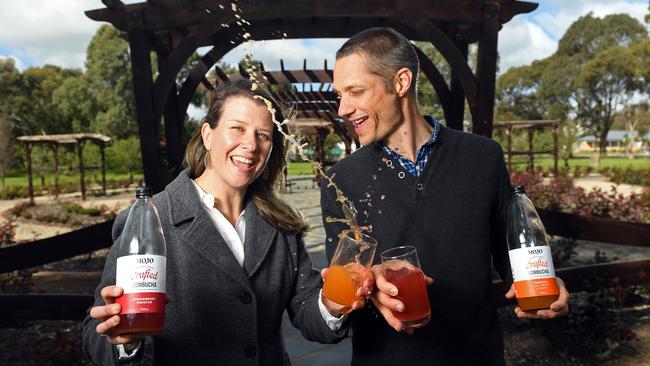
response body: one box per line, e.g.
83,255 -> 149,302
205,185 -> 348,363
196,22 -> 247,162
191,179 -> 246,266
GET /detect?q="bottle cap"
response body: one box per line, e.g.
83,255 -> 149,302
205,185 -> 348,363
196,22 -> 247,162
136,186 -> 153,198
511,185 -> 525,194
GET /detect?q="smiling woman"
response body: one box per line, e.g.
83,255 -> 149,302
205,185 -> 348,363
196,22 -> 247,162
82,79 -> 350,365
184,79 -> 307,233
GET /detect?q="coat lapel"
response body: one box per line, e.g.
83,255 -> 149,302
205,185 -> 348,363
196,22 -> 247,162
166,170 -> 250,287
243,200 -> 277,278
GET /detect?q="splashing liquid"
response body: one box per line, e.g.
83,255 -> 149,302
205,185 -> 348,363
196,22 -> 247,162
232,10 -> 365,243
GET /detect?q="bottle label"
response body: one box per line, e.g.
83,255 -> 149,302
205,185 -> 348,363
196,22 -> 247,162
508,246 -> 559,298
116,255 -> 166,314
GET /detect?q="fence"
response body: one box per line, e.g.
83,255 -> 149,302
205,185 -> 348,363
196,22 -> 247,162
1,211 -> 649,320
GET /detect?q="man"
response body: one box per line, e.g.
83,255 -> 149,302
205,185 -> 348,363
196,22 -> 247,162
321,27 -> 569,365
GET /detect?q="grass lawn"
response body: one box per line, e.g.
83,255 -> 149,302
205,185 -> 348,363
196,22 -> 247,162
286,161 -> 317,175
508,156 -> 650,171
1,172 -> 141,188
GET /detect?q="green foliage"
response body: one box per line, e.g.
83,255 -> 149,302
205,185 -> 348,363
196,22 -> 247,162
106,136 -> 142,177
0,113 -> 13,186
496,12 -> 649,159
85,25 -> 137,139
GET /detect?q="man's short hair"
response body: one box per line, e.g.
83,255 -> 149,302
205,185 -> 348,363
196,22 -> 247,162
336,27 -> 419,93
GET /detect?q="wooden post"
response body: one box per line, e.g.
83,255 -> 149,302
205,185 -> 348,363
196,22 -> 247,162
528,129 -> 534,172
449,34 -> 468,131
128,9 -> 163,193
51,143 -> 60,199
100,143 -> 107,196
158,50 -> 184,184
474,2 -> 500,137
25,142 -> 34,205
506,124 -> 512,173
552,122 -> 558,176
77,139 -> 86,201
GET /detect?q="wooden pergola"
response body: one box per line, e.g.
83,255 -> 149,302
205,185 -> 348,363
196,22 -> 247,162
17,134 -> 112,203
208,60 -> 355,158
86,0 -> 538,192
494,120 -> 560,174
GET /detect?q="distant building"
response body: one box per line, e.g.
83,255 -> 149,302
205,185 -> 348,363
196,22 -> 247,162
575,130 -> 650,153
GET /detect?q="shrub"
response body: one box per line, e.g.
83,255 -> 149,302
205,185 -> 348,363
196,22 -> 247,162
511,170 -> 650,223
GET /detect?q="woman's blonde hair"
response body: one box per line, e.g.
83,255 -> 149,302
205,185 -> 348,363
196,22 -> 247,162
184,79 -> 308,234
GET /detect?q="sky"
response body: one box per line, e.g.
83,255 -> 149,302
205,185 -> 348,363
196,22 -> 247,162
0,0 -> 647,75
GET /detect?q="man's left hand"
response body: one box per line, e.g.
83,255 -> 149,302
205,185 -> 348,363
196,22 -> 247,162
505,277 -> 569,319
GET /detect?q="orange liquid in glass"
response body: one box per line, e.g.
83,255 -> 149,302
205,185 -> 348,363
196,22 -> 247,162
384,267 -> 431,327
322,264 -> 363,313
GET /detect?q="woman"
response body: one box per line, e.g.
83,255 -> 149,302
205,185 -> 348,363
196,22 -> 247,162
82,80 -> 364,365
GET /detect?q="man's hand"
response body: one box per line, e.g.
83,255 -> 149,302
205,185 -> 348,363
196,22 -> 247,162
320,267 -> 374,316
369,264 -> 433,334
505,277 -> 570,319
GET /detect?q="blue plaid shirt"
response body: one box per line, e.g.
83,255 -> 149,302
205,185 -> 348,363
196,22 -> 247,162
379,116 -> 441,177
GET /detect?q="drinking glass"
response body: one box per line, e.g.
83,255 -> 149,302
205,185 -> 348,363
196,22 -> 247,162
322,231 -> 378,314
380,246 -> 431,329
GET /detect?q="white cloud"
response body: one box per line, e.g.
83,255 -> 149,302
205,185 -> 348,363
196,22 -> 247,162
219,39 -> 345,71
0,0 -> 101,69
0,55 -> 26,71
535,1 -> 647,40
498,18 -> 557,73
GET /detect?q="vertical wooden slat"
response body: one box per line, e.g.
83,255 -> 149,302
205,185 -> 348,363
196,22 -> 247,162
52,143 -> 60,199
25,142 -> 34,205
128,9 -> 163,192
100,143 -> 107,196
77,139 -> 86,201
474,1 -> 500,137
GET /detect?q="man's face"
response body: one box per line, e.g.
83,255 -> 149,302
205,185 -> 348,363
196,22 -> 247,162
333,53 -> 402,146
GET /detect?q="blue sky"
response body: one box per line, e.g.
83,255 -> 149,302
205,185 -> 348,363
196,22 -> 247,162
0,0 -> 647,74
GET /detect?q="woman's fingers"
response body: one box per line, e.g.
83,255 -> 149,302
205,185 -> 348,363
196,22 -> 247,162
100,286 -> 123,304
95,314 -> 121,336
89,303 -> 121,321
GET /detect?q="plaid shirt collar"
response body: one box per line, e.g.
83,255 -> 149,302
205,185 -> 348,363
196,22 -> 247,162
378,116 -> 441,177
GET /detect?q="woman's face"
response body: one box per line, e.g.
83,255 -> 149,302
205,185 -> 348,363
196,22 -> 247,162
202,95 -> 274,193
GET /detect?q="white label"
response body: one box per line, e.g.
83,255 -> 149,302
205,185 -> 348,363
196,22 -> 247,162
508,246 -> 556,281
116,255 -> 166,294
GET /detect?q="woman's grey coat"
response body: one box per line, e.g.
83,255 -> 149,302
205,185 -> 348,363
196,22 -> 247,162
82,170 -> 346,365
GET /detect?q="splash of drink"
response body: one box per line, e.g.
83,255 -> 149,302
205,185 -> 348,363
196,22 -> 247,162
231,6 -> 365,241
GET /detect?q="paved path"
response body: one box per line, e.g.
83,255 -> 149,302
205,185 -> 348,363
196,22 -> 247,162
280,177 -> 352,365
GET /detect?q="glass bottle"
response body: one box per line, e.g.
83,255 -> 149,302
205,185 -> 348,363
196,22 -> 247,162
507,185 -> 559,311
114,186 -> 167,334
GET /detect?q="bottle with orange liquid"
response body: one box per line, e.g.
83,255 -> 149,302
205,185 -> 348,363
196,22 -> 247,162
507,185 -> 559,311
114,187 -> 167,334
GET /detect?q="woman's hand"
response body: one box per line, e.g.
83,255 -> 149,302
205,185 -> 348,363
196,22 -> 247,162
320,267 -> 374,317
89,285 -> 143,347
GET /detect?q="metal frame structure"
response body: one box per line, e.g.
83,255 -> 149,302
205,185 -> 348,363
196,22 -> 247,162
86,0 -> 538,191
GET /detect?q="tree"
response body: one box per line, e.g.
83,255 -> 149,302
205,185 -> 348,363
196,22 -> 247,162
106,136 -> 142,183
0,114 -> 13,187
52,76 -> 98,133
495,59 -> 550,121
85,25 -> 137,139
545,13 -> 647,157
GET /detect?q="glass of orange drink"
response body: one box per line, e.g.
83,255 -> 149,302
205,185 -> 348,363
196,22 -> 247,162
322,231 -> 377,314
381,246 -> 431,329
